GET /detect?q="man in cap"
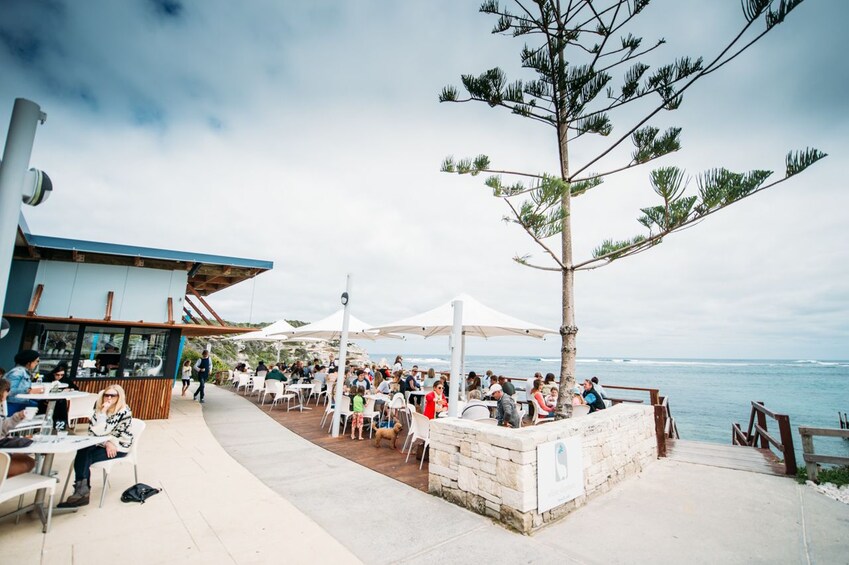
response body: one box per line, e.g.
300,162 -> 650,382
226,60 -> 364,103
491,384 -> 521,428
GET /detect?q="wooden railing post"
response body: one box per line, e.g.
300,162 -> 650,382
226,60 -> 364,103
800,430 -> 816,481
649,389 -> 659,406
776,414 -> 797,475
755,401 -> 768,448
654,405 -> 667,457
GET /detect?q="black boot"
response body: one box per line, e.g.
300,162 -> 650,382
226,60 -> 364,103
58,480 -> 90,508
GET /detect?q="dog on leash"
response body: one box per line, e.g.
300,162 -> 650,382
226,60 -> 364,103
373,422 -> 403,449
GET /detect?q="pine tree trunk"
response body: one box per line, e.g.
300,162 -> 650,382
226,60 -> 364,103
556,129 -> 576,419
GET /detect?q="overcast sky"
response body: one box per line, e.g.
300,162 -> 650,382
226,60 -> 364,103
2,0 -> 846,360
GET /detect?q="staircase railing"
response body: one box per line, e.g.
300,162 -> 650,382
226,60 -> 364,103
732,401 -> 796,476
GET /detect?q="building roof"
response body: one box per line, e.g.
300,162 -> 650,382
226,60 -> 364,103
15,213 -> 273,296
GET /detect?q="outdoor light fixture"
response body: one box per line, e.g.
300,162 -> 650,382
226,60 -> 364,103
1,317 -> 9,340
341,292 -> 349,305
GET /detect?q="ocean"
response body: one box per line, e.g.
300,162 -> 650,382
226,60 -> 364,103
374,354 -> 849,462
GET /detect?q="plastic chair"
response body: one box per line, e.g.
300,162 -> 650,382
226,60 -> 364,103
260,380 -> 279,405
61,419 -> 146,509
530,396 -> 555,425
308,382 -> 326,405
270,385 -> 297,411
249,376 -> 266,398
0,452 -> 58,533
235,372 -> 251,394
384,393 -> 407,426
406,412 -> 432,469
67,393 -> 97,430
460,403 -> 491,421
361,398 -> 380,438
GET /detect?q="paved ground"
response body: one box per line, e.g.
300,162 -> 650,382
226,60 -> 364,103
4,383 -> 847,564
205,384 -> 849,565
0,386 -> 358,564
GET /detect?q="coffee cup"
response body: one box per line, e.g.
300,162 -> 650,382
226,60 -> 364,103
23,407 -> 38,420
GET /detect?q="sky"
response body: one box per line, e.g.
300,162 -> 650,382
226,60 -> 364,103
1,0 -> 847,361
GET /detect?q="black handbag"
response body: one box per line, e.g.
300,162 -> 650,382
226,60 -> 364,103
120,483 -> 160,504
0,437 -> 33,448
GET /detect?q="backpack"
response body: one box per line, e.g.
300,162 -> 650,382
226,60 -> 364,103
121,483 -> 161,504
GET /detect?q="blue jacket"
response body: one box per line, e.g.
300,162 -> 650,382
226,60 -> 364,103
6,365 -> 38,410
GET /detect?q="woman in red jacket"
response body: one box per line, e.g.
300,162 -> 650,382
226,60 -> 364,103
423,382 -> 448,419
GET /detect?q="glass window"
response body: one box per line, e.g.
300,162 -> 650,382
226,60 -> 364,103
24,322 -> 79,376
124,328 -> 169,377
78,326 -> 126,378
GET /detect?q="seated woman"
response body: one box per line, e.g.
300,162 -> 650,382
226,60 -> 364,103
58,385 -> 134,508
571,386 -> 587,406
37,362 -> 77,430
0,379 -> 36,477
423,382 -> 448,419
531,378 -> 556,417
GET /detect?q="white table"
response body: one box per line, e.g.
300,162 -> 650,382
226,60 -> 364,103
1,435 -> 102,525
288,383 -> 315,411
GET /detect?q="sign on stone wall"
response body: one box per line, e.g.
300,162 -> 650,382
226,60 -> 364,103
537,437 -> 584,513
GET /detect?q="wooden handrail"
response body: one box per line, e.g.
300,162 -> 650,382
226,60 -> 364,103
731,401 -> 796,476
603,384 -> 660,406
799,427 -> 849,481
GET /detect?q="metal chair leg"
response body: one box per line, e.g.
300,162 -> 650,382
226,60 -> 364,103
99,468 -> 108,508
60,464 -> 73,503
44,492 -> 54,533
134,464 -> 138,484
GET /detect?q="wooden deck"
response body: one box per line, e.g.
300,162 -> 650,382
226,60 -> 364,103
665,439 -> 786,476
236,388 -> 429,492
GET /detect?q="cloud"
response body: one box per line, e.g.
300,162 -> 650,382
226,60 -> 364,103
2,0 -> 846,361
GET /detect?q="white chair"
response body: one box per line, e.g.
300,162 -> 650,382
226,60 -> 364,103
361,398 -> 381,438
384,393 -> 407,426
249,376 -> 266,398
308,382 -> 326,405
256,370 -> 268,379
260,380 -> 279,405
571,404 -> 591,417
460,403 -> 491,421
0,452 -> 59,533
319,401 -> 335,429
401,405 -> 418,454
270,384 -> 298,412
530,397 -> 555,425
68,393 -> 97,430
332,402 -> 354,435
406,412 -> 431,470
60,419 -> 146,508
235,372 -> 251,394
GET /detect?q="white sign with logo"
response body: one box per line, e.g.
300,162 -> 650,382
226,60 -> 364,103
537,437 -> 584,513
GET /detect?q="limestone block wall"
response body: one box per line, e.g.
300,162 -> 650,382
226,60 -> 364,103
428,404 -> 657,533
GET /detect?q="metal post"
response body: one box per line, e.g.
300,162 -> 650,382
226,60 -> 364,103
447,299 -> 463,417
331,275 -> 352,437
0,99 -> 46,317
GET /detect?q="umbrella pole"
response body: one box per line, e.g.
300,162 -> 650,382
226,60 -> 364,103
331,275 -> 352,437
460,332 -> 467,400
447,300 -> 463,418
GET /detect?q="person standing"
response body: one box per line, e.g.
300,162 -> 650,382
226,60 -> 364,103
392,355 -> 404,373
193,350 -> 212,404
350,386 -> 365,440
5,349 -> 43,416
181,359 -> 192,397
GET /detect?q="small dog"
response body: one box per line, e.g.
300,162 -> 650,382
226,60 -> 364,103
373,422 -> 403,449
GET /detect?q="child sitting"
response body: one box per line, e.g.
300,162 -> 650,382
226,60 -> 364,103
351,386 -> 365,440
545,386 -> 559,407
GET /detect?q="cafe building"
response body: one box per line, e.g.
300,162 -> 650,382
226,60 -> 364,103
1,214 -> 272,419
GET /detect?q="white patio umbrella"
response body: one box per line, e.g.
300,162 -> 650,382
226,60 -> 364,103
266,309 -> 402,341
370,293 -> 556,339
370,293 -> 557,413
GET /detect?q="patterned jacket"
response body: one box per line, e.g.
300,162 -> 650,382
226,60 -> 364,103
89,405 -> 134,452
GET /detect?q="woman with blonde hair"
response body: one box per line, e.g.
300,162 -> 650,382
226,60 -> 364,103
58,384 -> 134,508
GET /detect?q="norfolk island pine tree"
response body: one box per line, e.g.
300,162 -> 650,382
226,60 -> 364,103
439,0 -> 826,417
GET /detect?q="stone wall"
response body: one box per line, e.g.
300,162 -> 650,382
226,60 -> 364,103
428,404 -> 657,533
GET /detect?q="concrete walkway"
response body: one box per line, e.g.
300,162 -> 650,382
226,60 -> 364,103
0,385 -> 358,564
204,384 -> 849,565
